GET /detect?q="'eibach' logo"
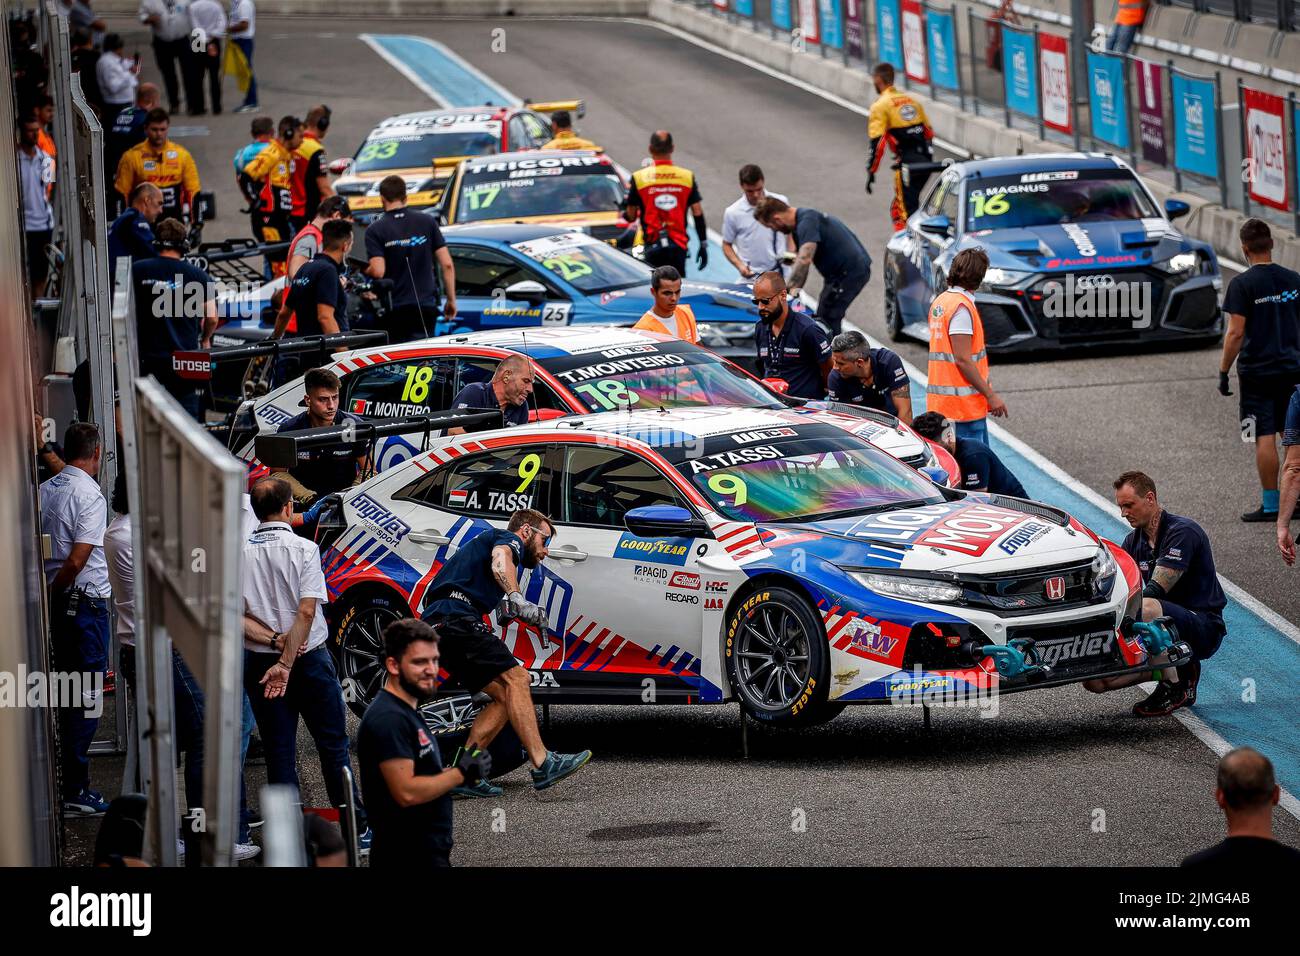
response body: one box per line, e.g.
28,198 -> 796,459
669,572 -> 701,590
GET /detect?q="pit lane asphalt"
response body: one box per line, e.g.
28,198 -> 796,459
96,14 -> 1300,866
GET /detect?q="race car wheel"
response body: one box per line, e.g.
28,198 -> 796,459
420,693 -> 528,781
884,267 -> 904,342
724,585 -> 836,726
333,587 -> 408,718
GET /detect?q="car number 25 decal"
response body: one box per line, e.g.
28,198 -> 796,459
541,302 -> 571,325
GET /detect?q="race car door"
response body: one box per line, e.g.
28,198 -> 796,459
549,442 -> 710,700
446,243 -> 573,333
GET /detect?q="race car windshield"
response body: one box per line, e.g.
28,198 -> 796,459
556,354 -> 784,413
353,131 -> 500,172
678,435 -> 944,524
458,171 -> 625,223
511,234 -> 649,294
965,169 -> 1158,231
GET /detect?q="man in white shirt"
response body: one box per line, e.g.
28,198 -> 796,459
187,0 -> 227,114
228,0 -> 258,112
40,423 -> 111,816
18,114 -> 56,298
242,476 -> 370,847
96,33 -> 139,111
139,0 -> 195,114
722,164 -> 794,279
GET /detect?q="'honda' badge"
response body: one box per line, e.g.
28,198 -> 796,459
1045,576 -> 1066,601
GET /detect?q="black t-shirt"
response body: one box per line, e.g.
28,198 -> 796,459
286,254 -> 345,336
279,409 -> 366,497
1181,836 -> 1300,869
363,208 -> 447,309
451,381 -> 529,431
108,208 -> 156,276
132,256 -> 215,375
357,688 -> 453,856
755,310 -> 832,400
106,105 -> 147,183
1122,510 -> 1227,617
954,438 -> 1027,497
826,348 -> 909,414
424,528 -> 524,617
794,207 -> 871,283
1222,263 -> 1300,375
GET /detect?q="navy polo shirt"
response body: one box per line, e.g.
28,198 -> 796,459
451,381 -> 529,431
954,438 -> 1027,497
1283,387 -> 1300,446
132,255 -> 215,376
755,310 -> 831,400
826,347 -> 909,415
423,529 -> 524,617
278,409 -> 366,497
1121,510 -> 1227,618
1221,263 -> 1300,375
286,254 -> 346,337
794,207 -> 871,283
363,208 -> 446,310
108,208 -> 156,276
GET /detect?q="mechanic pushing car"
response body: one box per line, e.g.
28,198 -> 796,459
623,130 -> 707,276
271,368 -> 370,524
752,270 -> 832,400
419,509 -> 592,798
910,411 -> 1027,496
827,329 -> 911,420
633,265 -> 699,343
866,63 -> 935,232
1084,471 -> 1225,717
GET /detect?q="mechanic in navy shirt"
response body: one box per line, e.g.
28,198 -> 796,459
1219,219 -> 1300,523
448,354 -> 534,434
1084,470 -> 1226,717
108,183 -> 163,278
911,412 -> 1027,496
755,196 -> 872,336
364,175 -> 457,343
131,218 -> 216,420
827,330 -> 912,420
357,618 -> 491,868
104,84 -> 158,207
269,218 -> 353,387
272,367 -> 370,514
752,271 -> 832,400
420,508 -> 591,796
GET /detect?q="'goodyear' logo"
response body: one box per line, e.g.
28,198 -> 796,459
613,533 -> 690,566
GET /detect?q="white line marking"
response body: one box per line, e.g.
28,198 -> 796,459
359,33 -> 450,108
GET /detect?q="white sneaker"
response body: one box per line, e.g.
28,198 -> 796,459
234,842 -> 261,861
177,839 -> 187,859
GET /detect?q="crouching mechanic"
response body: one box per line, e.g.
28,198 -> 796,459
910,411 -> 1026,496
1084,471 -> 1227,717
271,367 -> 370,527
419,509 -> 591,797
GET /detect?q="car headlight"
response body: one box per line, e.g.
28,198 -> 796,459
1158,252 -> 1198,275
1092,546 -> 1117,595
851,571 -> 962,603
981,267 -> 1031,289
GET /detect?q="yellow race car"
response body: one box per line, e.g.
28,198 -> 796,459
330,101 -> 583,223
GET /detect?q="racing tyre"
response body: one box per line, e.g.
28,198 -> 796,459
421,693 -> 528,781
724,585 -> 841,727
332,588 -> 408,717
884,267 -> 904,342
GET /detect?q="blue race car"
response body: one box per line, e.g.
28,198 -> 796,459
883,153 -> 1223,352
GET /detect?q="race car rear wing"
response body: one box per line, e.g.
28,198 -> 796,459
171,331 -> 390,382
254,409 -> 505,469
525,99 -> 586,119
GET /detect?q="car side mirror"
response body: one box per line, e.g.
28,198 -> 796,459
1164,198 -> 1191,221
503,279 -> 547,306
327,158 -> 353,175
624,505 -> 712,540
920,466 -> 949,485
918,214 -> 952,237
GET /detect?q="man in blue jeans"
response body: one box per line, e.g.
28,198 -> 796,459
229,1 -> 259,112
241,476 -> 369,848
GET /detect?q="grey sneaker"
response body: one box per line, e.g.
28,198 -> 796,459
530,750 -> 592,791
452,779 -> 504,799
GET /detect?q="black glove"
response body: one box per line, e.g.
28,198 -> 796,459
1218,371 -> 1232,396
696,244 -> 708,270
865,172 -> 875,195
455,745 -> 492,786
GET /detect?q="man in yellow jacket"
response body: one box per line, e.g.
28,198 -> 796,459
540,110 -> 601,152
866,63 -> 934,232
114,108 -> 201,224
633,266 -> 698,343
926,248 -> 1008,445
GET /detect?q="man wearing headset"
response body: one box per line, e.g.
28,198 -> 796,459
131,218 -> 217,420
290,104 -> 336,234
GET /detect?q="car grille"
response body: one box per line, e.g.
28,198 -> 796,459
901,451 -> 930,469
960,559 -> 1104,615
979,302 -> 1031,349
1163,283 -> 1220,333
1006,613 -> 1120,676
1027,270 -> 1169,340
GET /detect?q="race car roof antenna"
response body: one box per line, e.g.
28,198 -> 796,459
518,330 -> 539,422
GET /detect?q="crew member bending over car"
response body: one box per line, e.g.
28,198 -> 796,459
448,354 -> 534,434
866,63 -> 935,231
827,330 -> 911,420
633,265 -> 699,343
271,368 -> 370,522
419,509 -> 591,797
911,411 -> 1026,496
1084,471 -> 1226,717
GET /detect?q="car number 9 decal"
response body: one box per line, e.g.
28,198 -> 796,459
516,452 -> 542,493
708,473 -> 748,506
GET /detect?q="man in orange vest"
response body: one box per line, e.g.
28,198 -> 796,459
1107,0 -> 1147,55
633,266 -> 699,343
925,248 -> 1007,445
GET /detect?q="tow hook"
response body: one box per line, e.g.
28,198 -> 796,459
978,639 -> 1051,681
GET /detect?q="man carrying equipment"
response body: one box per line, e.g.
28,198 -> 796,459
623,130 -> 707,276
866,64 -> 935,232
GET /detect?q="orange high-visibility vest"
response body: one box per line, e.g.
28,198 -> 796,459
1116,0 -> 1146,27
926,289 -> 989,421
634,304 -> 699,343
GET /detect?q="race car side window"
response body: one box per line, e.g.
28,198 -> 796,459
560,445 -> 687,529
521,112 -> 551,145
454,357 -> 570,413
507,116 -> 531,150
342,358 -> 458,417
448,246 -> 567,300
939,186 -> 960,232
395,445 -> 557,517
921,178 -> 946,217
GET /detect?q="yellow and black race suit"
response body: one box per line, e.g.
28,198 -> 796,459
867,86 -> 935,231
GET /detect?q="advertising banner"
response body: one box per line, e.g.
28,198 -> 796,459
1135,60 -> 1167,166
773,0 -> 794,30
845,0 -> 865,59
1086,51 -> 1128,149
926,8 -> 960,91
1243,86 -> 1290,211
799,0 -> 821,43
1171,73 -> 1218,178
902,0 -> 928,83
1001,27 -> 1038,119
818,0 -> 843,48
877,0 -> 903,70
1039,32 -> 1071,133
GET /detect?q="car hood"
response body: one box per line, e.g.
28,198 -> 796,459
759,498 -> 1100,573
583,279 -> 762,322
969,218 -> 1190,272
